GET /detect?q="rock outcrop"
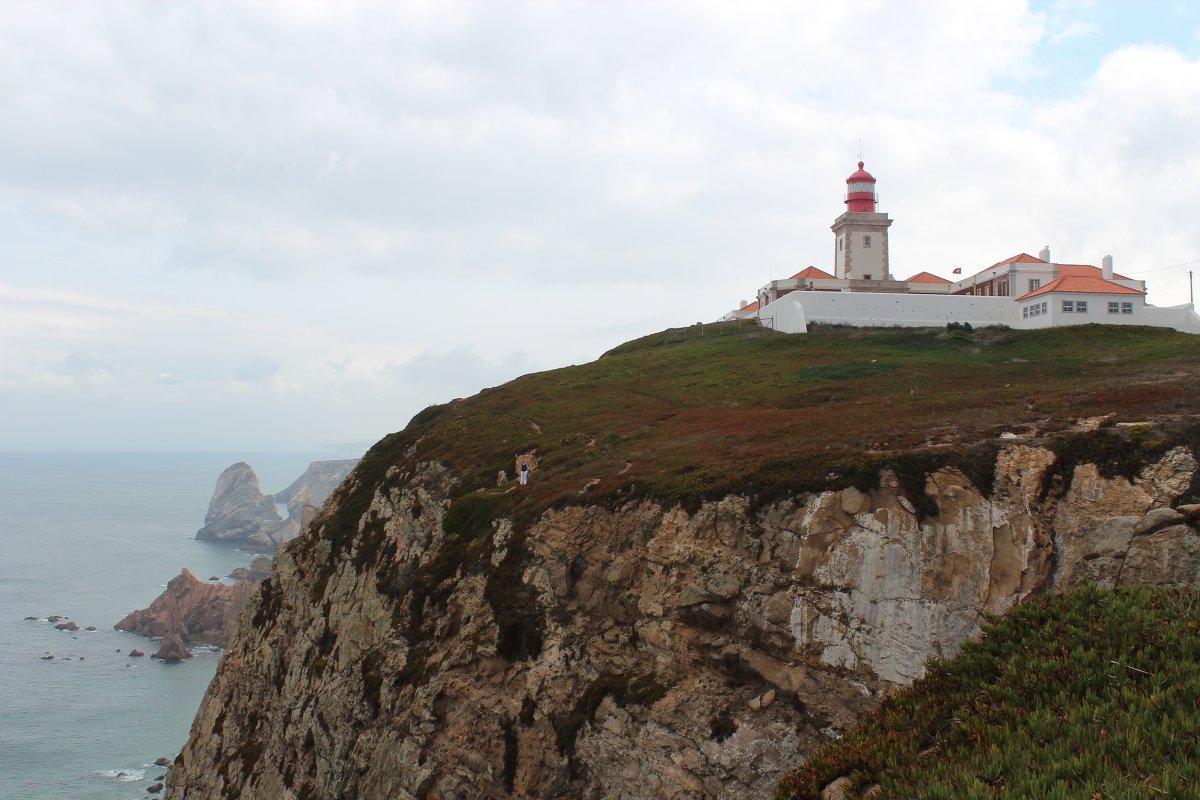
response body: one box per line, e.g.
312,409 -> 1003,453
195,459 -> 357,551
227,556 -> 273,583
152,633 -> 193,662
195,463 -> 282,546
273,459 -> 360,510
166,440 -> 1200,799
115,568 -> 262,652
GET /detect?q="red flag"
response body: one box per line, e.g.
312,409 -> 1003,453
952,267 -> 962,274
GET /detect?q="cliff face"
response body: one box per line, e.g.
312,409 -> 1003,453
167,441 -> 1198,799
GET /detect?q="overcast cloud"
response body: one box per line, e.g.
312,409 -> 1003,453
2,0 -> 1198,453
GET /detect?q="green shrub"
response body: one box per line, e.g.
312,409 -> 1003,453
776,585 -> 1200,800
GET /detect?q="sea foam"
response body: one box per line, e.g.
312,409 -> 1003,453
91,768 -> 146,782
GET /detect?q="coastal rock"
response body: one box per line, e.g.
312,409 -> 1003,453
272,459 -> 359,510
152,633 -> 193,662
227,556 -> 273,583
129,649 -> 145,657
148,783 -> 165,794
55,621 -> 80,632
166,444 -> 1199,800
194,463 -> 281,546
47,615 -> 63,623
115,569 -> 259,648
155,757 -> 172,767
195,459 -> 357,552
246,459 -> 357,551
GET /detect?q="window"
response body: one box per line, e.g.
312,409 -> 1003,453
838,238 -> 843,251
863,274 -> 873,280
1122,302 -> 1133,314
864,235 -> 872,248
1041,302 -> 1048,314
1076,301 -> 1087,313
1062,300 -> 1074,313
1023,306 -> 1029,318
1029,278 -> 1041,291
999,281 -> 1008,297
1108,302 -> 1119,314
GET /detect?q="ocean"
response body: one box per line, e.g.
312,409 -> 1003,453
0,451 -> 354,800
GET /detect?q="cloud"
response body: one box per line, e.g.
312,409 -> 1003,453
2,1 -> 1199,450
232,358 -> 282,385
390,346 -> 539,394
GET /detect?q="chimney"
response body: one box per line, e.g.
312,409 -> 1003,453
1038,245 -> 1051,262
739,300 -> 748,309
1102,255 -> 1113,280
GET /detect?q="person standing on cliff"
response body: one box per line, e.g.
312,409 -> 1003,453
519,463 -> 529,485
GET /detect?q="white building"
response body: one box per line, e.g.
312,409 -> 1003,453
727,163 -> 1200,335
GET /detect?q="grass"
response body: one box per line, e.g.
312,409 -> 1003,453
775,585 -> 1200,800
389,321 -> 1200,521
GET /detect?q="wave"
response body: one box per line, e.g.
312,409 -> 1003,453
91,767 -> 146,782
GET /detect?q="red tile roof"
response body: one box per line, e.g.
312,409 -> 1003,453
1056,264 -> 1132,280
790,266 -> 836,280
960,253 -> 1047,282
1015,275 -> 1145,301
904,271 -> 952,284
741,301 -> 759,312
985,252 -> 1045,271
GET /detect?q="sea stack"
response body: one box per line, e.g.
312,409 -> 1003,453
194,462 -> 281,545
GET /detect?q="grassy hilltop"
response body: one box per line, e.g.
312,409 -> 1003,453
375,321 -> 1200,524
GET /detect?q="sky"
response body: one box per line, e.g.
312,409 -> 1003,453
2,0 -> 1199,454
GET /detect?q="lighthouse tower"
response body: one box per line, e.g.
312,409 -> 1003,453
832,161 -> 893,281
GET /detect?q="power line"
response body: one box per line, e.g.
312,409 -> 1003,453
1123,256 -> 1200,276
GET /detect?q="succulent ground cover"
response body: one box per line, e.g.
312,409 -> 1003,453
775,585 -> 1200,800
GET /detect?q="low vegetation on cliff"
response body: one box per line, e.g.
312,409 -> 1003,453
395,322 -> 1200,516
776,585 -> 1200,800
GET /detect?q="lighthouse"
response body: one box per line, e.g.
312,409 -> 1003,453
832,161 -> 893,281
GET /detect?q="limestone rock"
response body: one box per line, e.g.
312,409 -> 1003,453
228,459 -> 358,552
820,776 -> 855,800
1120,525 -> 1200,586
194,463 -> 281,545
164,443 -> 1199,800
228,556 -> 273,583
151,633 -> 193,662
115,568 -> 260,648
273,459 -> 359,510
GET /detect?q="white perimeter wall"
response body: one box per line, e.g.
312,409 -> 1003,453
759,292 -> 1017,333
759,291 -> 1200,335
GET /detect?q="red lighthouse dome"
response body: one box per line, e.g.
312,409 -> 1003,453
845,161 -> 877,213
